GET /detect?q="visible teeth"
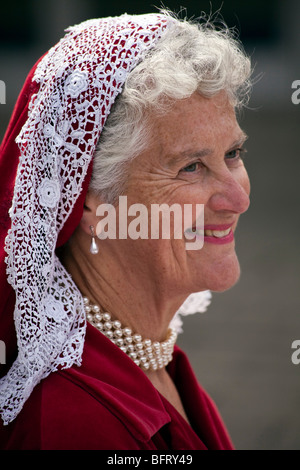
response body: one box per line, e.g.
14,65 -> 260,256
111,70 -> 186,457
185,227 -> 231,238
205,228 -> 231,238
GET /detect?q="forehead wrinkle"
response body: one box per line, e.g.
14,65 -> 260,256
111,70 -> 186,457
163,130 -> 247,170
162,149 -> 211,170
165,146 -> 208,167
181,130 -> 249,159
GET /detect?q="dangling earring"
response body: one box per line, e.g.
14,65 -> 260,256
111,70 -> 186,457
89,225 -> 99,255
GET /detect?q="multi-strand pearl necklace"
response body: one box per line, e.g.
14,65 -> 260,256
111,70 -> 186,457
83,297 -> 177,371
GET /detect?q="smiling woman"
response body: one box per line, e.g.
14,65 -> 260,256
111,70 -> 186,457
0,10 -> 252,450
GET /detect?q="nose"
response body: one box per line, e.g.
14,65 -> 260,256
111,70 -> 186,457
208,171 -> 250,215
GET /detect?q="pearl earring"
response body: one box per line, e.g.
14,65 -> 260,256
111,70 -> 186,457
89,225 -> 99,255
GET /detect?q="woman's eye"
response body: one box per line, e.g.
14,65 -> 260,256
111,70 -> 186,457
225,148 -> 246,160
181,162 -> 200,173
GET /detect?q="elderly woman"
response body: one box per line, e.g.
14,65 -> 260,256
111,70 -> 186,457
0,11 -> 251,450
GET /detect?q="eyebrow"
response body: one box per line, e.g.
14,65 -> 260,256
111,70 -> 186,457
226,133 -> 248,152
167,132 -> 248,167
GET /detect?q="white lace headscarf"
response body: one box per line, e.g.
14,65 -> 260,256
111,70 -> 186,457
0,13 -> 211,425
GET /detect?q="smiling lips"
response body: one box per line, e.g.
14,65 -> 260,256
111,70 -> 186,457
193,224 -> 235,244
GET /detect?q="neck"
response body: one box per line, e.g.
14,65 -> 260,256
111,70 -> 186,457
59,231 -> 187,343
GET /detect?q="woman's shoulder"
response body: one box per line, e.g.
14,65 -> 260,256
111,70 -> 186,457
0,368 -> 146,450
41,369 -> 146,450
0,325 -> 170,450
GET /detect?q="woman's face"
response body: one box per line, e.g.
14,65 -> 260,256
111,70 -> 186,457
115,91 -> 250,295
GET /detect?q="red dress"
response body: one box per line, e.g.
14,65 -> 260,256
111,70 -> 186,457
0,323 -> 234,450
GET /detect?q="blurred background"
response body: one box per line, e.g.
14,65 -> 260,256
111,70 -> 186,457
0,0 -> 299,450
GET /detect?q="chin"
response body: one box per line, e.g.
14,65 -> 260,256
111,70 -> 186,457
210,274 -> 240,292
194,252 -> 241,293
209,260 -> 241,292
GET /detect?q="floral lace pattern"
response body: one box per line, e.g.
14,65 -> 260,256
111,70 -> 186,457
172,291 -> 212,333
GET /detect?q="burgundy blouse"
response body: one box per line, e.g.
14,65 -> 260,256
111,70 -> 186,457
0,323 -> 234,450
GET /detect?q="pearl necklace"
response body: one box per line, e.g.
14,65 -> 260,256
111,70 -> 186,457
83,297 -> 177,371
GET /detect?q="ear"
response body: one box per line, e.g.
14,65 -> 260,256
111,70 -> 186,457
79,190 -> 102,236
